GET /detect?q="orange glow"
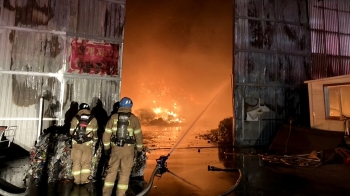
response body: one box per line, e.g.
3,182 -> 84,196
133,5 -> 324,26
153,107 -> 162,114
152,102 -> 184,123
138,82 -> 186,124
121,0 -> 233,128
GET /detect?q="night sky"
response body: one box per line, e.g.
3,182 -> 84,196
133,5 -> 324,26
121,0 -> 233,127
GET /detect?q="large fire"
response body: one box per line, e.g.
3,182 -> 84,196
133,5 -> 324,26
152,101 -> 184,123
135,81 -> 194,125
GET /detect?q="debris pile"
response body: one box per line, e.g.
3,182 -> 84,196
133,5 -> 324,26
27,125 -> 148,183
47,134 -> 73,182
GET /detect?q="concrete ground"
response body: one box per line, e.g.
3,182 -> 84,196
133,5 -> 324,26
0,144 -> 237,196
142,148 -> 236,196
234,154 -> 350,196
2,145 -> 350,196
2,123 -> 350,196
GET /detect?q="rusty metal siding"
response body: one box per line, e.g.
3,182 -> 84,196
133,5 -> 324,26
63,78 -> 120,112
1,30 -> 65,71
0,0 -> 124,37
0,74 -> 61,148
0,75 -> 61,118
309,0 -> 350,79
1,0 -> 69,31
0,0 -> 125,150
71,0 -> 125,39
0,0 -> 125,40
234,0 -> 311,147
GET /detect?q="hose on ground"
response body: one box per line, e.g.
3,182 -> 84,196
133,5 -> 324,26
258,153 -> 322,167
208,165 -> 238,172
0,178 -> 28,196
217,168 -> 242,196
135,165 -> 160,196
207,166 -> 242,196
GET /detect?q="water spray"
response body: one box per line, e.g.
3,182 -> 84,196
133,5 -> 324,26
137,80 -> 230,196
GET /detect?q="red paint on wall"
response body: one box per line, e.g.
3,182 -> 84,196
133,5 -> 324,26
69,39 -> 119,76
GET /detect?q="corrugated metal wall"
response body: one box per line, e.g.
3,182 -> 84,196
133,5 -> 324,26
309,0 -> 350,79
233,0 -> 312,146
0,0 -> 126,150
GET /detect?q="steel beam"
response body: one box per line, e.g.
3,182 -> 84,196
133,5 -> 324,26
235,15 -> 309,27
0,25 -> 66,35
66,32 -> 123,43
311,28 -> 350,37
235,83 -> 300,87
118,42 -> 124,101
235,48 -> 309,57
313,5 -> 350,14
99,0 -> 126,5
64,73 -> 121,81
37,97 -> 44,141
0,118 -> 61,120
0,26 -> 123,43
0,70 -> 121,81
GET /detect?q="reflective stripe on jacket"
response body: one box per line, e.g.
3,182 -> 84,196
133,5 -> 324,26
70,109 -> 98,143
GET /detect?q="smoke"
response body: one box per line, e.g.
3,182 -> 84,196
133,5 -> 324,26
121,0 -> 233,128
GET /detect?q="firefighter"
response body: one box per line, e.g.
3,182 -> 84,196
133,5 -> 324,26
69,103 -> 98,186
102,97 -> 144,196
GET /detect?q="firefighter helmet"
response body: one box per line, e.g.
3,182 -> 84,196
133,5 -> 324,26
79,103 -> 90,111
120,97 -> 133,108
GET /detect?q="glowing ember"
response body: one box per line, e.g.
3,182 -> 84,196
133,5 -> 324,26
151,103 -> 184,123
153,107 -> 162,114
136,81 -> 201,125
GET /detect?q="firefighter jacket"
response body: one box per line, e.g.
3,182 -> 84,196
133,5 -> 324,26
70,109 -> 98,146
103,107 -> 143,152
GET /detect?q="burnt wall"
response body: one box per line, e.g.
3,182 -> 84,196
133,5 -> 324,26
233,0 -> 312,146
309,0 -> 350,79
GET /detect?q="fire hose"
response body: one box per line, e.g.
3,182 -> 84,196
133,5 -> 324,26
259,119 -> 322,167
258,153 -> 322,167
208,165 -> 238,172
136,81 -> 241,196
208,166 -> 242,196
0,178 -> 28,196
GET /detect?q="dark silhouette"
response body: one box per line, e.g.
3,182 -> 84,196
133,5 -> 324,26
90,98 -> 110,193
90,98 -> 108,144
108,101 -> 120,119
63,101 -> 79,133
91,98 -> 108,130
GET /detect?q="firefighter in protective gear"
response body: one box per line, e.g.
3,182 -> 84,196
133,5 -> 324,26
102,97 -> 143,196
70,103 -> 98,185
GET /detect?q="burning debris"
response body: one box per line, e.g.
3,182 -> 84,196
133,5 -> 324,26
134,104 -> 185,126
134,81 -> 201,126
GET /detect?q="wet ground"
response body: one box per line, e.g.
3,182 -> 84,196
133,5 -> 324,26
143,148 -> 236,196
0,125 -> 237,196
141,125 -> 237,195
2,125 -> 350,196
0,146 -> 236,196
234,154 -> 350,196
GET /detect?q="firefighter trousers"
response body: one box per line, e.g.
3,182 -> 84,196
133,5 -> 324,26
71,143 -> 93,184
103,145 -> 134,196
